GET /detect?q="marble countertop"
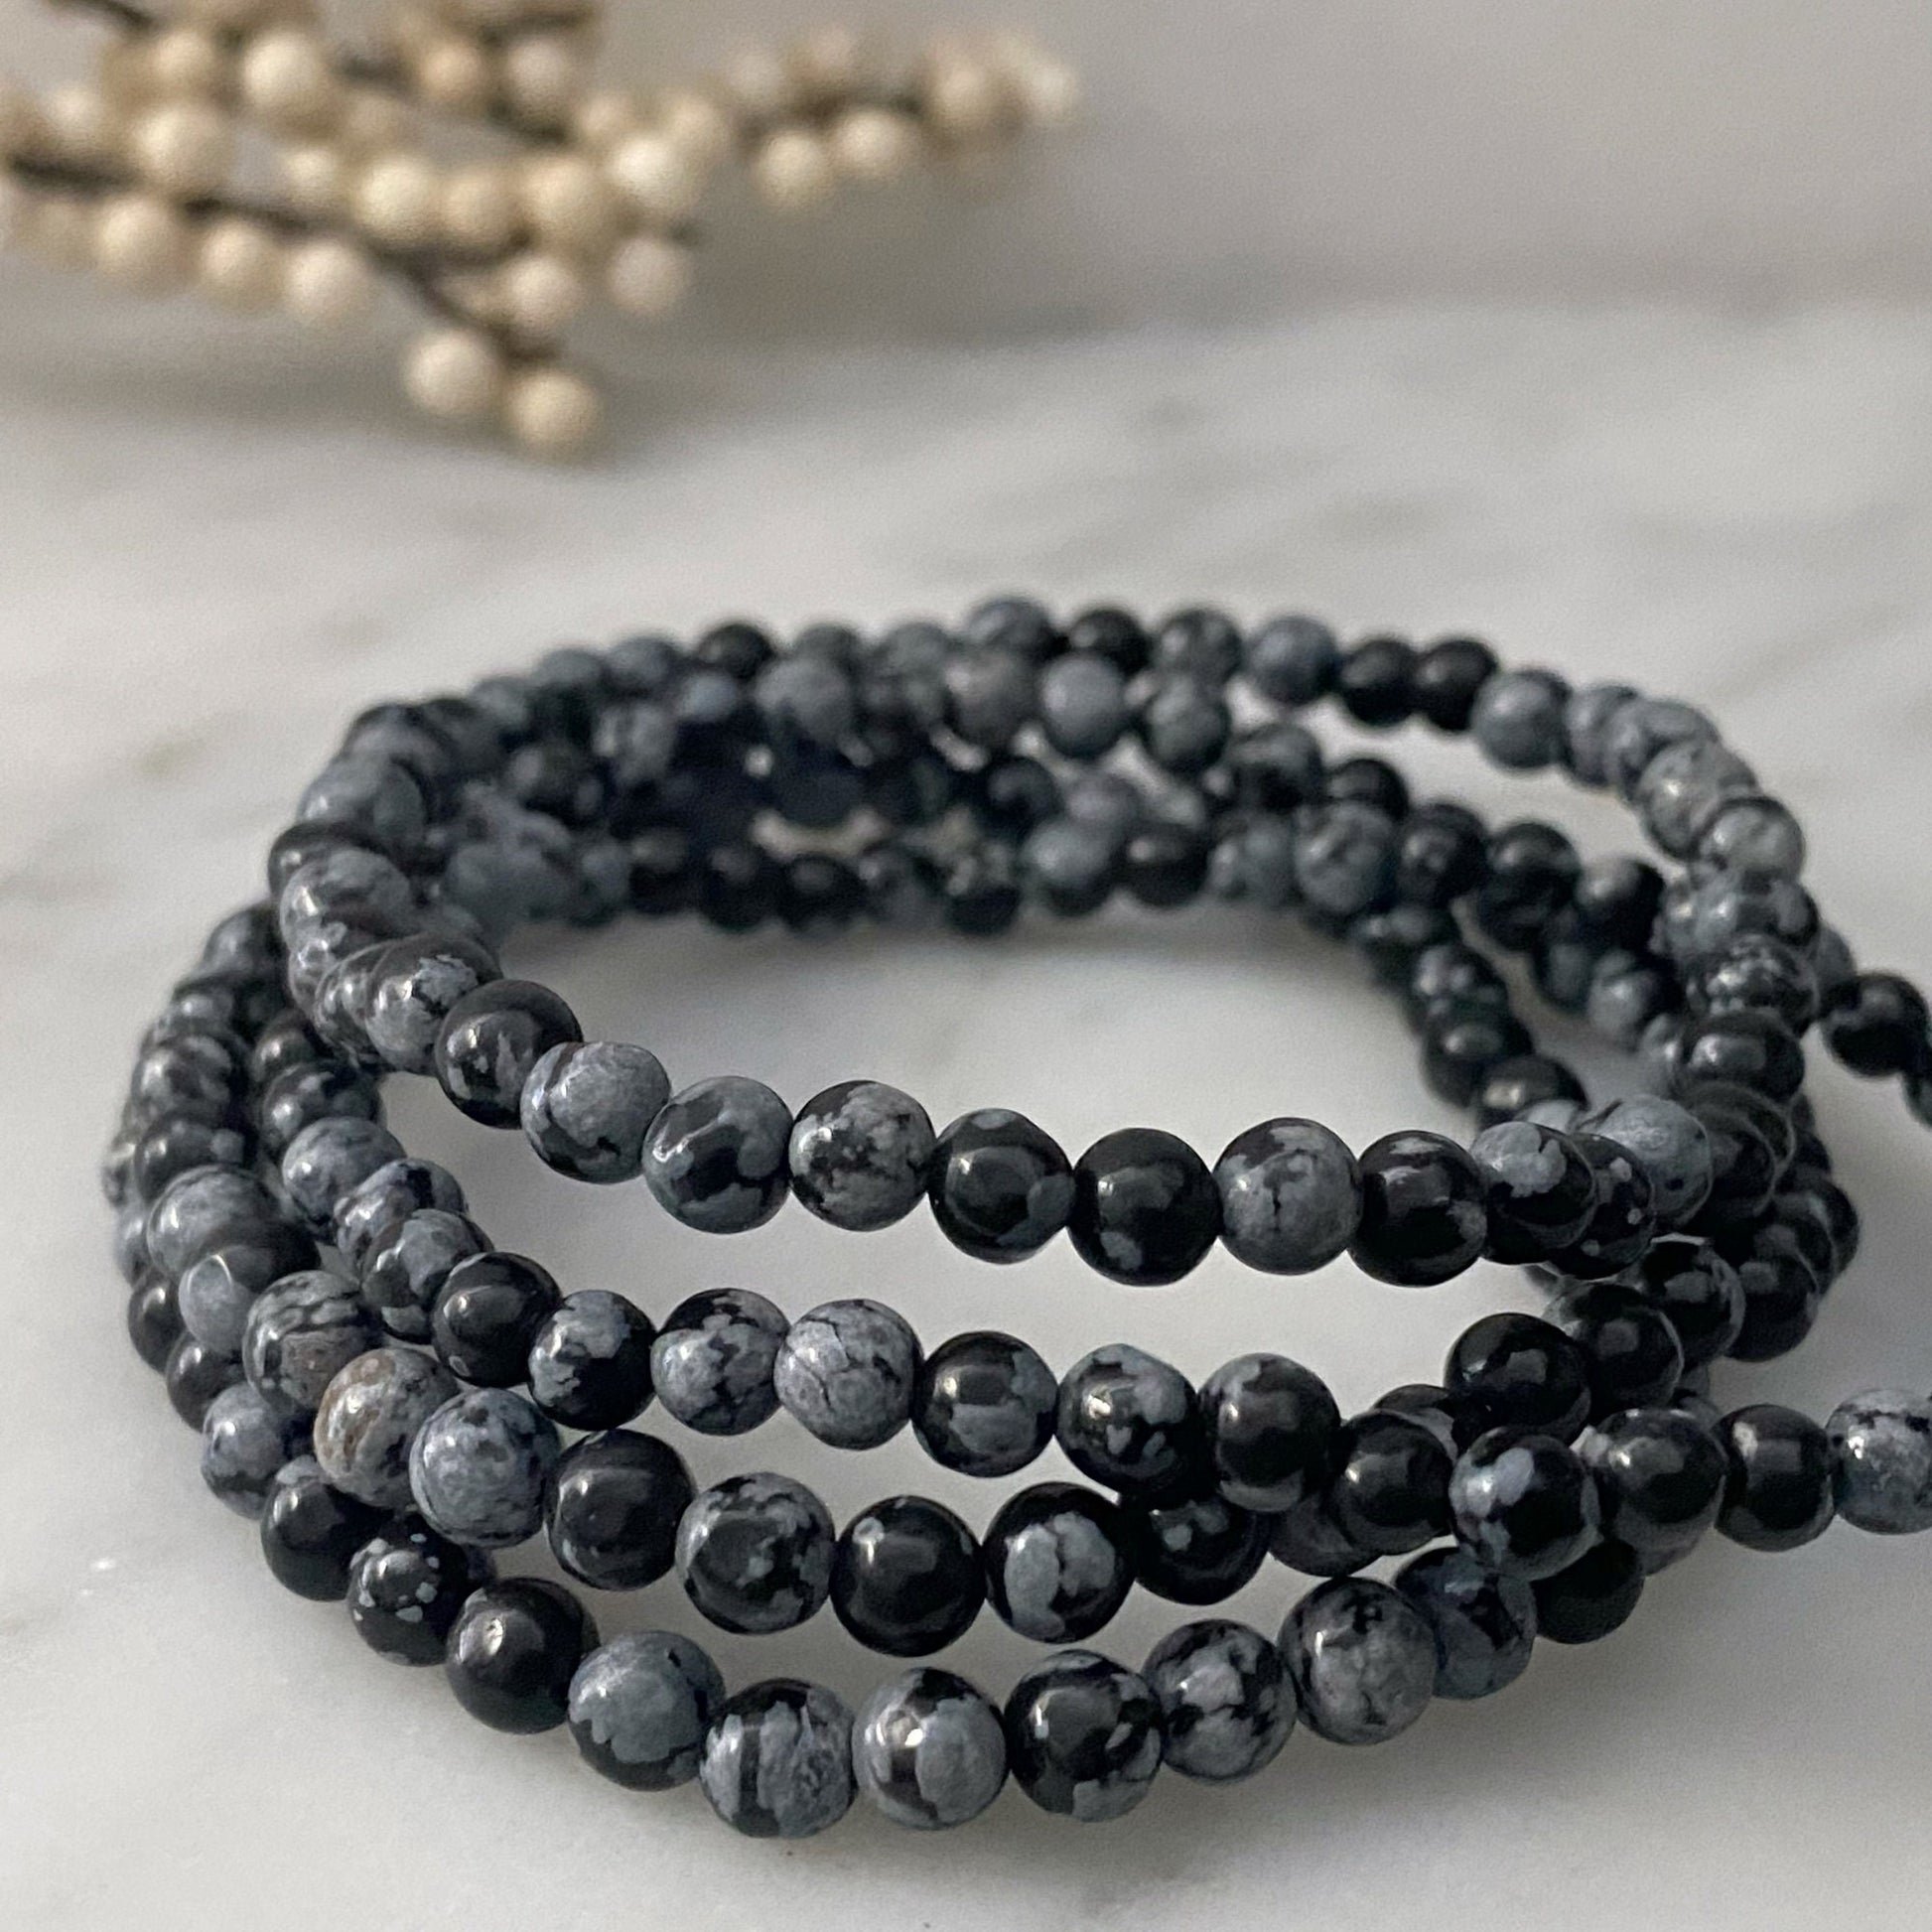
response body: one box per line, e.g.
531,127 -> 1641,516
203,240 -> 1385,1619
3,291 -> 1930,1930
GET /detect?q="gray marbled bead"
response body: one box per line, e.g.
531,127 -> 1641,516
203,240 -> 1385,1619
276,846 -> 417,940
1244,614 -> 1339,706
1699,793 -> 1807,879
1603,697 -> 1718,803
360,1208 -> 488,1342
520,1039 -> 671,1184
700,1679 -> 855,1840
1281,1577 -> 1436,1745
755,651 -> 857,749
1207,815 -> 1301,909
408,1387 -> 559,1550
313,1346 -> 459,1508
240,1269 -> 378,1418
853,1667 -> 1009,1830
1827,1390 -> 1932,1534
1394,1547 -> 1537,1700
112,1200 -> 149,1284
1562,682 -> 1639,786
363,936 -> 498,1075
1214,1117 -> 1362,1273
280,1117 -> 406,1234
773,1299 -> 921,1449
1470,669 -> 1569,771
676,1473 -> 835,1633
786,1080 -> 934,1232
649,1289 -> 785,1436
567,1631 -> 725,1791
1293,800 -> 1398,919
912,1331 -> 1057,1477
1062,769 -> 1147,840
201,1381 -> 308,1517
332,1159 -> 466,1275
641,1075 -> 792,1233
1143,1618 -> 1295,1783
943,644 -> 1037,751
1634,737 -> 1758,858
1580,1094 -> 1713,1230
1138,673 -> 1231,774
145,1167 -> 278,1280
1021,816 -> 1121,917
1038,651 -> 1130,759
297,757 -> 426,853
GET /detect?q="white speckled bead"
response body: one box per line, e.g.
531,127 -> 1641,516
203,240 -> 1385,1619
773,1299 -> 921,1449
852,1667 -> 1008,1829
201,1380 -> 309,1517
1827,1391 -> 1932,1534
786,1080 -> 935,1231
1213,1117 -> 1362,1273
520,1039 -> 671,1183
313,1346 -> 459,1508
408,1387 -> 560,1549
1143,1618 -> 1295,1782
699,1679 -> 855,1839
567,1630 -> 725,1790
1281,1576 -> 1436,1745
641,1074 -> 792,1232
240,1269 -> 379,1417
676,1472 -> 835,1633
1580,1094 -> 1714,1230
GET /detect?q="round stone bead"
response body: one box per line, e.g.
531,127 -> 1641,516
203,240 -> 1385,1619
926,1108 -> 1074,1262
430,1251 -> 561,1386
1039,650 -> 1131,759
1634,737 -> 1756,857
1562,681 -> 1640,785
852,1667 -> 1008,1830
1021,815 -> 1124,916
518,1039 -> 670,1183
1069,1127 -> 1220,1287
1212,1117 -> 1362,1273
1579,1406 -> 1726,1565
1449,1429 -> 1601,1580
1699,793 -> 1807,877
127,1270 -> 184,1371
1143,1619 -> 1294,1783
311,1347 -> 459,1508
1326,1412 -> 1452,1555
1410,634 -> 1499,731
1821,971 -> 1930,1078
1208,815 -> 1301,909
831,1495 -> 984,1656
130,1114 -> 255,1205
1372,1382 -> 1493,1453
1629,1236 -> 1746,1367
331,1158 -> 466,1275
1446,1311 -> 1591,1438
1826,1390 -> 1932,1534
676,1473 -> 835,1634
648,1288 -> 785,1436
1394,1546 -> 1536,1700
145,1166 -> 281,1279
280,1116 -> 406,1235
433,980 -> 582,1128
360,1208 -> 490,1342
1199,1351 -> 1341,1512
1580,1095 -> 1715,1230
201,1382 -> 308,1517
640,1074 -> 792,1233
1468,1121 -> 1595,1264
567,1631 -> 724,1790
1470,667 -> 1570,770
1124,1489 -> 1270,1604
786,1080 -> 935,1231
982,1482 -> 1133,1643
445,1578 -> 597,1734
240,1270 -> 379,1418
1550,1133 -> 1658,1278
699,1679 -> 855,1840
773,1299 -> 920,1449
1349,1131 -> 1488,1286
258,1455 -> 386,1600
1293,800 -> 1399,919
1055,1344 -> 1200,1496
345,1516 -> 491,1665
1244,613 -> 1338,703
912,1329 -> 1057,1477
1281,1576 -> 1436,1745
177,1224 -> 321,1357
408,1388 -> 560,1549
1004,1651 -> 1165,1822
1675,1010 -> 1807,1103
945,644 -> 1037,751
362,931 -> 500,1075
1137,672 -> 1230,774
297,757 -> 427,853
1266,1490 -> 1375,1579
1717,1404 -> 1837,1550
1532,1540 -> 1645,1643
166,1333 -> 242,1428
1546,1282 -> 1686,1415
545,1429 -> 695,1589
258,1062 -> 380,1163
527,1290 -> 655,1430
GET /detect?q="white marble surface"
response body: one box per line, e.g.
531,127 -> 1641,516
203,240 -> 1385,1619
3,296 -> 1931,1930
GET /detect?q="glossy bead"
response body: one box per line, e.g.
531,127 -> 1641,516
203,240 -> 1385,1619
1468,1121 -> 1595,1264
1421,999 -> 1533,1108
1142,1619 -> 1293,1783
360,1208 -> 488,1342
567,1630 -> 723,1790
1449,1429 -> 1600,1580
1603,696 -> 1718,800
1470,666 -> 1568,768
1675,1008 -> 1807,1104
831,1495 -> 984,1655
1372,1381 -> 1494,1453
1004,1651 -> 1165,1821
433,980 -> 581,1127
675,1473 -> 835,1634
912,1329 -> 1057,1477
258,1062 -> 379,1163
1293,800 -> 1399,920
1281,1576 -> 1435,1745
445,1577 -> 596,1733
1212,1117 -> 1361,1274
1546,1282 -> 1684,1416
127,1270 -> 184,1370
648,1288 -> 785,1436
362,931 -> 500,1076
240,1269 -> 378,1418
177,1224 -> 321,1357
1137,672 -> 1230,775
853,1667 -> 1009,1829
1718,1404 -> 1837,1550
345,1516 -> 490,1665
700,1680 -> 855,1839
1038,651 -> 1130,759
201,1380 -> 308,1517
1549,1133 -> 1657,1278
1446,1312 -> 1591,1439
1069,1127 -> 1220,1287
1472,1053 -> 1587,1131
331,1158 -> 465,1274
1125,1488 -> 1270,1604
258,1454 -> 385,1599
430,1251 -> 560,1386
145,1166 -> 280,1280
641,1074 -> 792,1233
1582,1094 -> 1714,1231
982,1482 -> 1133,1642
1349,1131 -> 1487,1287
1410,634 -> 1498,732
280,1117 -> 406,1235
1579,1406 -> 1725,1566
1532,1539 -> 1644,1642
1394,1547 -> 1536,1700
926,1108 -> 1074,1262
773,1299 -> 920,1449
1055,1344 -> 1199,1496
408,1388 -> 559,1550
1395,803 -> 1489,908
1821,971 -> 1929,1078
1199,1351 -> 1340,1512
519,1039 -> 670,1183
1326,1412 -> 1452,1556
1729,1247 -> 1824,1361
166,1332 -> 243,1428
527,1289 -> 655,1430
786,1079 -> 935,1231
1691,933 -> 1820,1034
1629,1236 -> 1745,1367
1826,1390 -> 1932,1534
1265,1489 -> 1374,1578
546,1429 -> 694,1589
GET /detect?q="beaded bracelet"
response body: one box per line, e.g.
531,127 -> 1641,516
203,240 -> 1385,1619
105,600 -> 1930,1840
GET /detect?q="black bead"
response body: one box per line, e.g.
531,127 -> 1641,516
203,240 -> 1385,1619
911,1330 -> 1056,1478
1124,1488 -> 1270,1603
1548,1133 -> 1657,1278
695,841 -> 783,932
1199,1352 -> 1341,1512
830,1494 -> 984,1656
1690,934 -> 1820,1034
1628,1236 -> 1745,1367
1674,1010 -> 1806,1103
927,1109 -> 1074,1263
1450,1428 -> 1600,1580
1547,1282 -> 1685,1416
1472,821 -> 1582,952
1371,1381 -> 1493,1452
544,1430 -> 694,1590
1064,605 -> 1151,676
345,1517 -> 491,1665
1727,1248 -> 1823,1362
1349,1131 -> 1488,1286
941,846 -> 1023,936
248,1010 -> 329,1087
1531,1540 -> 1643,1643
444,1578 -> 597,1733
259,1459 -> 386,1600
1055,1346 -> 1202,1497
1716,1404 -> 1836,1550
693,620 -> 775,681
1683,1095 -> 1781,1235
126,1269 -> 184,1370
982,1482 -> 1133,1642
972,756 -> 1061,838
1422,1000 -> 1533,1108
1412,635 -> 1498,732
1821,970 -> 1929,1078
1682,1078 -> 1796,1180
1324,755 -> 1411,820
527,1292 -> 656,1430
433,980 -> 582,1128
1336,634 -> 1419,728
431,1251 -> 562,1387
1223,722 -> 1326,813
963,593 -> 1062,662
1069,1128 -> 1221,1287
164,1331 -> 242,1428
1406,942 -> 1508,1029
1581,1407 -> 1725,1565
1394,802 -> 1489,907
1152,605 -> 1242,682
626,826 -> 696,916
1472,1054 -> 1587,1131
1123,822 -> 1212,909
259,1061 -> 380,1160
778,854 -> 866,934
1350,904 -> 1461,993
1470,1122 -> 1596,1264
1326,1412 -> 1452,1555
1571,856 -> 1665,954
1446,1312 -> 1591,1439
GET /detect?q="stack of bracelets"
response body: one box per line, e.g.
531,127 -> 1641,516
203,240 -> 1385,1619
102,596 -> 1932,1839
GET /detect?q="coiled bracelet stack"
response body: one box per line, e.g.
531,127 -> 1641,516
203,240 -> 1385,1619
103,596 -> 1932,1838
